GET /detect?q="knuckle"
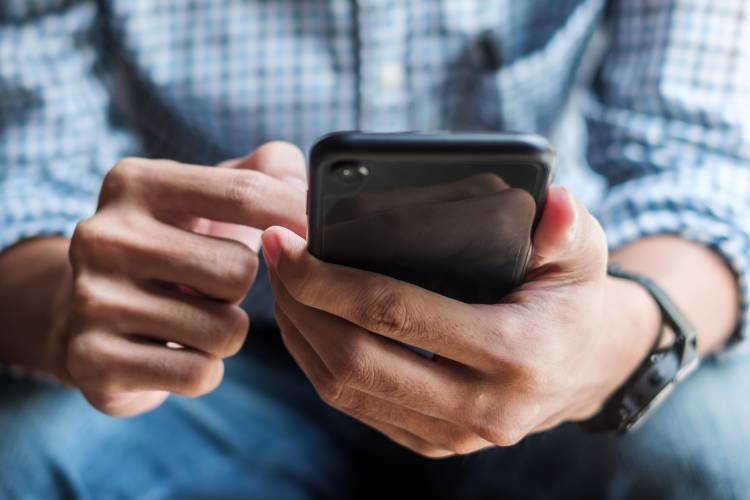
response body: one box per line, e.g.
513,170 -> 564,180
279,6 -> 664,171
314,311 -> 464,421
482,310 -> 532,366
223,244 -> 259,297
487,188 -> 535,234
67,333 -> 99,363
329,334 -> 382,393
470,172 -> 508,194
83,388 -> 163,418
70,274 -> 104,318
83,390 -> 123,417
357,284 -> 412,335
178,358 -> 223,397
328,339 -> 372,388
504,188 -> 536,211
70,216 -> 128,265
467,401 -> 530,448
102,158 -> 144,199
494,425 -> 526,448
67,334 -> 116,387
496,343 -> 551,395
70,218 -> 104,263
217,307 -> 249,356
328,388 -> 363,414
69,220 -> 91,266
316,372 -> 348,408
225,172 -> 261,208
468,417 -> 516,448
92,400 -> 121,417
441,428 -> 478,455
414,445 -> 455,459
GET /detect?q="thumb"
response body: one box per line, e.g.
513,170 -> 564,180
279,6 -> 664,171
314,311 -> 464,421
261,225 -> 307,271
530,186 -> 607,279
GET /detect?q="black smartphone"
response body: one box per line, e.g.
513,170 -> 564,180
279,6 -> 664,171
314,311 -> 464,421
307,132 -> 553,304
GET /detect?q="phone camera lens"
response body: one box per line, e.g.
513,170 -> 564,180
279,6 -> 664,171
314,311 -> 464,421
333,163 -> 369,183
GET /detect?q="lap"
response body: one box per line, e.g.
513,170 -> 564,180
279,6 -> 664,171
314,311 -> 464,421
599,353 -> 750,500
3,343 -> 748,500
411,353 -> 750,500
0,352 -> 367,500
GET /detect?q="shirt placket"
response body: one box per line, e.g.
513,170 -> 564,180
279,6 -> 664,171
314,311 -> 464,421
353,0 -> 410,131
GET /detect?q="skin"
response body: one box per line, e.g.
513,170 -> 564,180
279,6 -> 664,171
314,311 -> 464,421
0,143 -> 739,457
0,142 -> 308,416
261,154 -> 739,457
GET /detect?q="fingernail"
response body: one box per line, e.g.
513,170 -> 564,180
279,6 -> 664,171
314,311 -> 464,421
262,233 -> 281,268
283,176 -> 308,192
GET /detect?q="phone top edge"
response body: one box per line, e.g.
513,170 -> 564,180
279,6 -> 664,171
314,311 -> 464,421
310,131 -> 555,164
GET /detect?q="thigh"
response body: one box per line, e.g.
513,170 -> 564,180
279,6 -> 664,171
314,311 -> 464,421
408,355 -> 750,500
600,354 -> 750,500
402,424 -> 607,500
0,354 -> 366,500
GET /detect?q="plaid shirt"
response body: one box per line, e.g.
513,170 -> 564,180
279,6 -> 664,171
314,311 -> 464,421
1,0 -> 749,352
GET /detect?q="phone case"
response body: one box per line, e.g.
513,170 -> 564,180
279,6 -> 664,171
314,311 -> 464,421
308,131 -> 553,304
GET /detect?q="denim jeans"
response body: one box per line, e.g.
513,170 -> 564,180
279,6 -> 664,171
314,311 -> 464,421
1,335 -> 749,500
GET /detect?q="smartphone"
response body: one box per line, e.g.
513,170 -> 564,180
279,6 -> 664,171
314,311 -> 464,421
307,132 -> 553,304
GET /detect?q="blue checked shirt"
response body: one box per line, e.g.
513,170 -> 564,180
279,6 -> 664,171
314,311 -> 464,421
1,0 -> 749,352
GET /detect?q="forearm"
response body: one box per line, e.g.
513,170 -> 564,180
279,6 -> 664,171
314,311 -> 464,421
587,234 -> 740,406
0,237 -> 72,378
610,235 -> 740,357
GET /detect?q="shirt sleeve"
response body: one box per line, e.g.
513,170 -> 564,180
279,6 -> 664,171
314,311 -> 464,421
0,1 -> 139,253
586,0 -> 750,353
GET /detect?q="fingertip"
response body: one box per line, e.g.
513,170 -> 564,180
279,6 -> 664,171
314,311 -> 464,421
258,141 -> 306,163
282,176 -> 308,192
261,228 -> 283,268
533,186 -> 578,260
542,186 -> 577,234
262,225 -> 285,239
249,141 -> 306,178
550,185 -> 577,222
262,226 -> 307,267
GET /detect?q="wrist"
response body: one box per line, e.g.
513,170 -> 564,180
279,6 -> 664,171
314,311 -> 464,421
593,275 -> 663,409
0,237 -> 73,382
44,264 -> 74,384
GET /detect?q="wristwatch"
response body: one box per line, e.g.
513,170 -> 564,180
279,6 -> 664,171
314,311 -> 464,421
580,265 -> 700,434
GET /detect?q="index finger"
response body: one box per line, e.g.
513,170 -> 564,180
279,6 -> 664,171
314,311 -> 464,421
218,141 -> 307,182
263,226 -> 498,364
107,158 -> 307,236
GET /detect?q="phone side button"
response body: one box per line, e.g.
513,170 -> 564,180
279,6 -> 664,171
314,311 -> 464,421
306,189 -> 310,215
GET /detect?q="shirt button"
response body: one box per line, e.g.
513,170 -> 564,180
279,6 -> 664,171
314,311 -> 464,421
378,63 -> 405,91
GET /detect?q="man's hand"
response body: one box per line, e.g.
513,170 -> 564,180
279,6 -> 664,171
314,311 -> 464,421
263,186 -> 662,457
54,142 -> 307,416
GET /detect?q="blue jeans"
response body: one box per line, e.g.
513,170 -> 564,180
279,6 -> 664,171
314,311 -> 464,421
1,341 -> 749,499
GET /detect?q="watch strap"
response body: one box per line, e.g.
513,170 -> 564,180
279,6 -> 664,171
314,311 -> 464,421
580,265 -> 699,434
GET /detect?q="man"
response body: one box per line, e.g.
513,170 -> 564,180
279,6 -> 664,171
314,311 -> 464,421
1,0 -> 748,498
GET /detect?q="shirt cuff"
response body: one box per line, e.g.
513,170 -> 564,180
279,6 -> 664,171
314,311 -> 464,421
0,179 -> 96,254
593,177 -> 750,359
